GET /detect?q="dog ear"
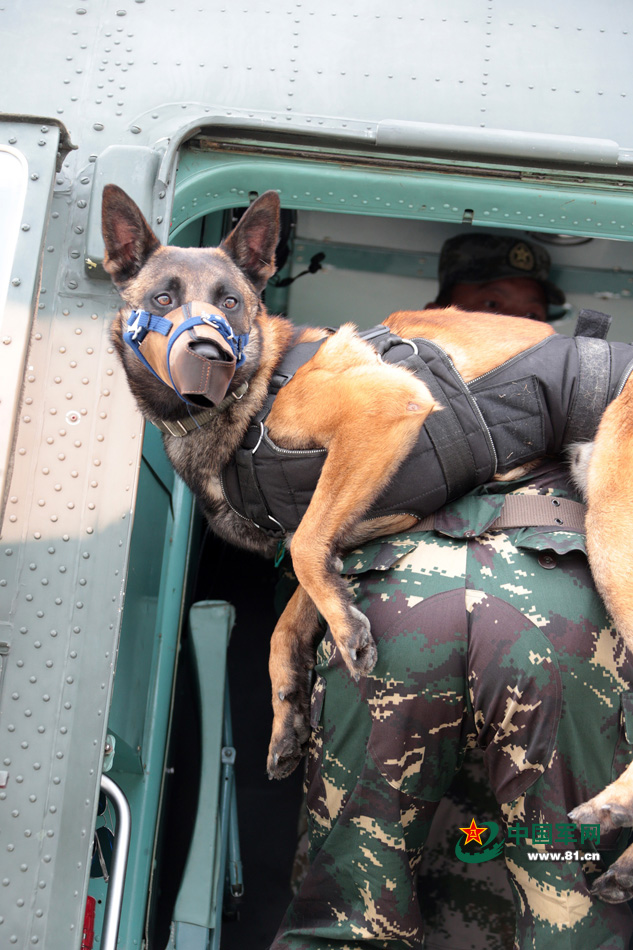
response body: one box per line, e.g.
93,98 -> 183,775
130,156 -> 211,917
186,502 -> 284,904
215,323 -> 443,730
221,191 -> 281,293
101,184 -> 160,284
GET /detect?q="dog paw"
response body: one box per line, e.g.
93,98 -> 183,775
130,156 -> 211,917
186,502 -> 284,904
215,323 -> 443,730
570,799 -> 633,833
267,692 -> 311,780
591,859 -> 633,904
338,606 -> 377,678
267,734 -> 307,780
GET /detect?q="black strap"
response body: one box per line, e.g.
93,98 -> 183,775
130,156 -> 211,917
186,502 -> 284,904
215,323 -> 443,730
376,333 -> 496,499
224,336 -> 329,534
408,357 -> 478,498
574,308 -> 612,340
564,335 -> 612,445
268,338 -> 327,392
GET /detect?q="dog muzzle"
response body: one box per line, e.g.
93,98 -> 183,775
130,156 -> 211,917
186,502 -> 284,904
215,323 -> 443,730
123,301 -> 249,407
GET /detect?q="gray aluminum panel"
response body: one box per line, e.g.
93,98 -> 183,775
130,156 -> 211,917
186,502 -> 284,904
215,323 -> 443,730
0,125 -> 59,525
0,131 -> 147,946
3,2 -> 633,164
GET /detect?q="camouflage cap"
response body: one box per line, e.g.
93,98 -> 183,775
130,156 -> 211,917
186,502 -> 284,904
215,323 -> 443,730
438,233 -> 565,306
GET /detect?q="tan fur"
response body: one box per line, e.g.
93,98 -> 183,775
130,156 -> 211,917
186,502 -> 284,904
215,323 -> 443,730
103,187 -> 633,897
583,382 -> 633,646
387,307 -> 554,381
266,323 -> 439,674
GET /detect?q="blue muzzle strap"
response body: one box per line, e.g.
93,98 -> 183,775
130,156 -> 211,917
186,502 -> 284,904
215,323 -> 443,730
123,306 -> 250,401
123,309 -> 173,384
165,307 -> 249,370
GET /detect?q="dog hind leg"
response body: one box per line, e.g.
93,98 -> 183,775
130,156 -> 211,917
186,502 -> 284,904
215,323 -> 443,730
268,585 -> 322,779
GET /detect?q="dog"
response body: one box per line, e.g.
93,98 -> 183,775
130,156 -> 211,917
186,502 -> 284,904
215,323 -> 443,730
102,184 -> 633,901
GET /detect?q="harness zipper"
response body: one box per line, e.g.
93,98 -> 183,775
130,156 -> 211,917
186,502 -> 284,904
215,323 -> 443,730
467,338 -> 551,388
219,472 -> 260,525
261,428 -> 326,457
615,358 -> 633,399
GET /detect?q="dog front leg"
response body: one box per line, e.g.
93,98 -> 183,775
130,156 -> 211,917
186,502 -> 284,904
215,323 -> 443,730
289,403 -> 430,679
570,758 -> 633,902
268,584 -> 322,779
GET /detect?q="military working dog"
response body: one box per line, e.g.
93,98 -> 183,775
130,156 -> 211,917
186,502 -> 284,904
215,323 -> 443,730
103,184 -> 633,900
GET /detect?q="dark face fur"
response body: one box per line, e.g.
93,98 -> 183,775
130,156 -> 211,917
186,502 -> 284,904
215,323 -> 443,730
102,184 -> 281,421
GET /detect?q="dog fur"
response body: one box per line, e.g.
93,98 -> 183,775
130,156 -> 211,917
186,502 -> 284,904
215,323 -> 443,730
102,184 -> 633,902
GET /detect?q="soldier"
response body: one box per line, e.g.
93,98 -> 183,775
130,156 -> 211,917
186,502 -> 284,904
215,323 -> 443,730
271,235 -> 633,949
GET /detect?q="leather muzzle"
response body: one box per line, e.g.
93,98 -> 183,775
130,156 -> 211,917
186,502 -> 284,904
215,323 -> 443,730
124,301 -> 249,407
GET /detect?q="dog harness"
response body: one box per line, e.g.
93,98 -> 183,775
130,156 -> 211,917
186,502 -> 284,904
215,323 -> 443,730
219,310 -> 633,540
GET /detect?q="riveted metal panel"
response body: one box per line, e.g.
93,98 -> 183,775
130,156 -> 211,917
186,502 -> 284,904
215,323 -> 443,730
0,127 -> 149,948
3,2 -> 633,175
1,3 -> 632,949
0,123 -> 59,524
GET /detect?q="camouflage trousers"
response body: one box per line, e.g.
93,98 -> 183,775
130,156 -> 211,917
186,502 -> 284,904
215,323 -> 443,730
271,520 -> 633,949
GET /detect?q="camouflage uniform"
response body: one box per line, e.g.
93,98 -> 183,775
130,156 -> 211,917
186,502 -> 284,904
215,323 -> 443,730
271,461 -> 633,950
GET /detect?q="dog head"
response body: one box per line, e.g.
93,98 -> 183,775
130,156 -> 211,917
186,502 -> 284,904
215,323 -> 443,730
102,184 -> 280,415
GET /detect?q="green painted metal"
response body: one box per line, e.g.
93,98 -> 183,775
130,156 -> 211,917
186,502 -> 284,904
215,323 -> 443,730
172,149 -> 633,244
89,449 -> 195,948
171,686 -> 239,950
172,601 -> 235,932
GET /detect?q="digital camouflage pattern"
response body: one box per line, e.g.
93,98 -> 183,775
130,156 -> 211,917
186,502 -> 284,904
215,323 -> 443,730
272,461 -> 633,949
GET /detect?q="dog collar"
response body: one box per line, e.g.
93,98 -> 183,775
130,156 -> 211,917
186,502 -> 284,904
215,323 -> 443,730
152,380 -> 250,437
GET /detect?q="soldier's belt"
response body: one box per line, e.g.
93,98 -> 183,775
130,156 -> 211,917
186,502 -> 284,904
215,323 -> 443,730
416,494 -> 586,534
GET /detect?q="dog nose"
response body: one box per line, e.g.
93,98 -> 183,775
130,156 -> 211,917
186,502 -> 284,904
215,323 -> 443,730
188,339 -> 233,362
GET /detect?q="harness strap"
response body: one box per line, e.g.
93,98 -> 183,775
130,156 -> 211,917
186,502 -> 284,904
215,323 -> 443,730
267,339 -> 328,394
573,308 -> 612,340
563,335 -> 612,446
416,494 -> 586,533
221,337 -> 329,532
409,356 -> 479,498
369,329 -> 496,499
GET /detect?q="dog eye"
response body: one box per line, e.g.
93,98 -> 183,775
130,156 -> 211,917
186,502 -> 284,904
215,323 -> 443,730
154,293 -> 172,307
223,296 -> 239,310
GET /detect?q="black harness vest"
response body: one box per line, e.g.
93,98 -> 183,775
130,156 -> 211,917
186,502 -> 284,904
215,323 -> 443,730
220,311 -> 633,539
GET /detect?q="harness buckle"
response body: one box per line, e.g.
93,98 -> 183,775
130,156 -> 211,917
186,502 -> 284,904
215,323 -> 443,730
162,418 -> 189,437
127,312 -> 144,342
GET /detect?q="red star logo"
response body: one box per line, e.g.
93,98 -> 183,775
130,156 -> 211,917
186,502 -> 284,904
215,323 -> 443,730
459,818 -> 487,846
